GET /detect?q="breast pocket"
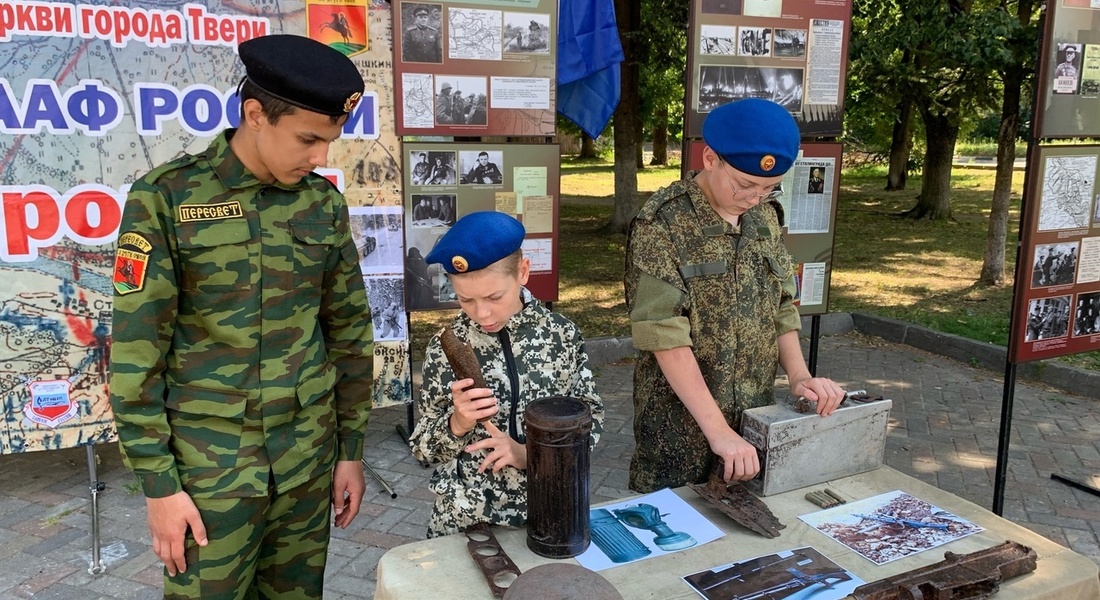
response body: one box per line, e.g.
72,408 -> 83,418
289,220 -> 336,290
177,219 -> 253,294
164,384 -> 246,469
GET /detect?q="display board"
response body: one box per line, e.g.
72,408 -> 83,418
685,140 -> 842,316
684,0 -> 853,139
1009,145 -> 1100,363
392,0 -> 557,136
402,143 -> 560,310
1036,1 -> 1100,138
0,0 -> 409,455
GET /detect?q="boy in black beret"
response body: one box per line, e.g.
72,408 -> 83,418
624,98 -> 845,493
408,211 -> 604,537
110,34 -> 373,599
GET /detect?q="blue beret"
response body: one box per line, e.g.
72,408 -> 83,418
426,212 -> 525,274
702,98 -> 800,176
239,35 -> 364,117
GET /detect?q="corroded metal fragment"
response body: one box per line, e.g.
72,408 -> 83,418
851,540 -> 1037,600
464,523 -> 523,599
441,325 -> 487,389
688,471 -> 786,538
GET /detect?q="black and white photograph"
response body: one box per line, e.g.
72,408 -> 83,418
400,3 -> 442,64
738,26 -> 771,57
1053,43 -> 1082,95
773,28 -> 807,58
437,271 -> 458,303
1030,242 -> 1079,288
404,226 -> 451,311
1073,291 -> 1100,337
435,76 -> 488,126
700,25 -> 736,56
459,150 -> 505,185
701,0 -> 743,14
807,167 -> 826,194
410,194 -> 456,227
683,547 -> 863,600
698,66 -> 803,112
419,150 -> 457,185
503,12 -> 550,54
408,151 -> 432,185
1025,295 -> 1072,342
349,206 -> 405,275
800,490 -> 983,565
365,276 -> 407,341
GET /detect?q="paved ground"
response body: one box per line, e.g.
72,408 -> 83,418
1,330 -> 1098,599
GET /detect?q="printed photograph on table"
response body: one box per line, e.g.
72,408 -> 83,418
576,488 -> 724,572
799,490 -> 983,565
349,206 -> 405,276
683,546 -> 864,600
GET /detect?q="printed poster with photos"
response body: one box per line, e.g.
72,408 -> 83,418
686,0 -> 854,138
1010,145 -> 1100,363
685,141 -> 842,315
1036,1 -> 1100,138
392,0 -> 557,136
402,143 -> 560,311
683,546 -> 864,600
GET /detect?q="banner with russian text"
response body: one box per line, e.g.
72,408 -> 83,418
0,0 -> 406,454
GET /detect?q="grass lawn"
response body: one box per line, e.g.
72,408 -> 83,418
409,157 -> 1100,373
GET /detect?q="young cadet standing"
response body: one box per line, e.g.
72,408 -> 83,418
409,212 -> 604,537
109,35 -> 374,598
624,98 -> 845,493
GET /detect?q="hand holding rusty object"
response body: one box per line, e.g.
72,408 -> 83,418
441,325 -> 492,422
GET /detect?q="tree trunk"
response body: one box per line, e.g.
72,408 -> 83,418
906,106 -> 957,220
979,75 -> 1021,285
886,96 -> 914,191
650,106 -> 669,166
635,118 -> 644,169
607,0 -> 641,234
579,133 -> 597,159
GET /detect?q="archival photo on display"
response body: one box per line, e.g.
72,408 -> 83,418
701,25 -> 736,55
799,490 -> 983,565
1030,242 -> 1080,288
1038,154 -> 1096,231
1025,295 -> 1072,342
1073,291 -> 1100,336
683,546 -> 864,600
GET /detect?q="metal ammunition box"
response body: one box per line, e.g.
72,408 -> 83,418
740,395 -> 892,496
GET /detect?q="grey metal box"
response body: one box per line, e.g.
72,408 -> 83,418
740,395 -> 892,496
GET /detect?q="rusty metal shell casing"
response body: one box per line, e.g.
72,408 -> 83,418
523,396 -> 593,559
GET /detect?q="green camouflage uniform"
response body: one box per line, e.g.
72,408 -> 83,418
109,129 -> 373,598
410,288 -> 603,537
625,177 -> 800,493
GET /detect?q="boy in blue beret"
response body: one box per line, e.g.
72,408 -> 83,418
110,34 -> 372,598
408,211 -> 604,537
624,98 -> 845,493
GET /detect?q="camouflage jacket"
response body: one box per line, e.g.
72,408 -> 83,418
624,177 -> 800,492
410,288 -> 603,537
109,130 -> 374,500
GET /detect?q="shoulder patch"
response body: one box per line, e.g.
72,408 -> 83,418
113,233 -> 151,295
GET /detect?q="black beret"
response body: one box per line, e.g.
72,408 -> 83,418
238,34 -> 364,117
702,98 -> 800,176
426,212 -> 525,274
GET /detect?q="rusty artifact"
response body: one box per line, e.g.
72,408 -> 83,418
502,564 -> 624,600
524,396 -> 593,558
464,523 -> 523,599
441,324 -> 488,389
806,490 -> 841,508
688,467 -> 786,538
851,540 -> 1037,600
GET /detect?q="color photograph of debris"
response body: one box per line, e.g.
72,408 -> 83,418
683,546 -> 863,600
799,490 -> 984,565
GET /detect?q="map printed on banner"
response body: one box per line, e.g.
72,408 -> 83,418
0,0 -> 406,454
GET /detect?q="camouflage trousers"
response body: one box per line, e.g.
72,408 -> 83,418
164,470 -> 333,600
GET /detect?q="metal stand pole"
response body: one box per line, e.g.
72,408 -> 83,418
363,459 -> 398,499
992,361 -> 1017,516
86,445 -> 106,575
807,314 -> 822,376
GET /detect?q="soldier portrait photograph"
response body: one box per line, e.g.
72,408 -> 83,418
460,150 -> 504,185
401,3 -> 442,63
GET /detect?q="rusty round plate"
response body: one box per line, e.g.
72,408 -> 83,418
501,563 -> 623,600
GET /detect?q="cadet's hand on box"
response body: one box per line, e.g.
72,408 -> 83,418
467,421 -> 527,473
791,377 -> 846,416
146,491 -> 207,576
709,429 -> 760,482
449,378 -> 499,435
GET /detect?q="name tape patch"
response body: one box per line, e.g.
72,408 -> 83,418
178,201 -> 244,223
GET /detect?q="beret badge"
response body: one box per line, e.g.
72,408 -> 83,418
344,92 -> 362,113
452,256 -> 469,273
760,155 -> 776,172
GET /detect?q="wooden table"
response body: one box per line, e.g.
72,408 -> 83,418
375,466 -> 1100,600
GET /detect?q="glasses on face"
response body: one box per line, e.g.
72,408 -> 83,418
719,160 -> 783,201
